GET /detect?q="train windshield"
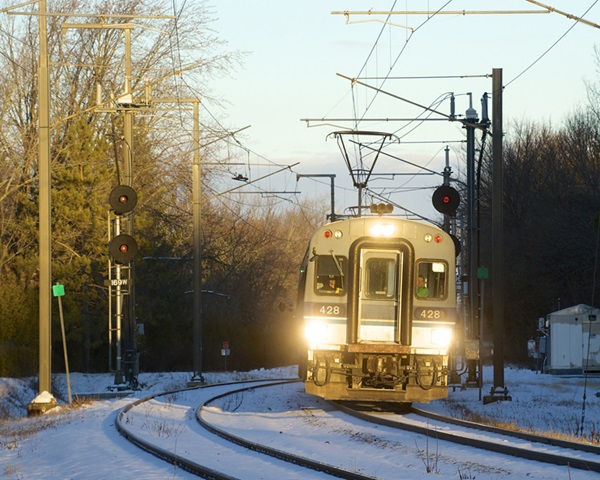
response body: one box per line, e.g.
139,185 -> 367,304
416,261 -> 448,299
315,255 -> 347,295
365,258 -> 397,298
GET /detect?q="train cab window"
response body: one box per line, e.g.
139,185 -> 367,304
315,255 -> 347,295
416,261 -> 447,299
365,258 -> 396,298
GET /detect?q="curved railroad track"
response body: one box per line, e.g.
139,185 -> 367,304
116,379 -> 379,480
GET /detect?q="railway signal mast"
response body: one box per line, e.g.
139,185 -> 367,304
108,185 -> 139,387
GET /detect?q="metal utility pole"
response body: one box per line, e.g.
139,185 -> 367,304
484,68 -> 511,403
492,68 -> 505,392
191,100 -> 204,383
38,0 -> 51,394
146,96 -> 204,383
23,0 -> 57,414
464,95 -> 479,386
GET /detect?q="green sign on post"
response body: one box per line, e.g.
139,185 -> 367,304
477,266 -> 489,280
52,284 -> 65,297
53,282 -> 71,405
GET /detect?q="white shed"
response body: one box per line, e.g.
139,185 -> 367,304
545,304 -> 600,374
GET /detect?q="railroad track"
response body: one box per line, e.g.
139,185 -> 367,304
117,380 -> 600,479
335,401 -> 600,473
116,379 -> 379,480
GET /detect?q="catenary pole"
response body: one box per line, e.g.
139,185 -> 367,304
192,100 -> 204,382
492,68 -> 506,393
465,97 -> 479,385
38,0 -> 53,399
122,26 -> 137,387
146,97 -> 204,383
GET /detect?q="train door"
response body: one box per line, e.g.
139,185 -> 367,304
357,249 -> 403,343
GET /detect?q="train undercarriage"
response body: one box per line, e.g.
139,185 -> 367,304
305,346 -> 449,403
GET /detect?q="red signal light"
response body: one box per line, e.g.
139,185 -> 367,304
109,185 -> 137,215
432,185 -> 460,215
109,234 -> 138,264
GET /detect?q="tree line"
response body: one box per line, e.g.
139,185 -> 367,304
477,106 -> 600,363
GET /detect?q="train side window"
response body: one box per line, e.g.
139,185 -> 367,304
415,261 -> 447,299
315,255 -> 347,295
365,258 -> 396,298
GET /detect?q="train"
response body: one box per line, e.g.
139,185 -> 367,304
298,213 -> 456,403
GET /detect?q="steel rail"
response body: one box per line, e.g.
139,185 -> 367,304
116,379 -> 297,480
196,381 -> 380,480
334,401 -> 600,473
411,407 -> 600,455
117,378 -> 379,480
116,381 -> 246,479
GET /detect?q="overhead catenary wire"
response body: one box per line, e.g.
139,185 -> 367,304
189,1 -> 597,221
338,0 -> 599,152
157,13 -> 310,213
339,73 -> 486,131
136,7 -> 316,221
506,0 -> 599,88
350,0 -> 454,125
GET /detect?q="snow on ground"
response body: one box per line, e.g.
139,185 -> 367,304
422,366 -> 600,441
0,365 -> 598,479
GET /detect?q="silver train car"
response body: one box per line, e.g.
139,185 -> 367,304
298,215 -> 456,403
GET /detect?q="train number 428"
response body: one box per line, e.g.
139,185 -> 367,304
313,304 -> 346,316
414,307 -> 446,319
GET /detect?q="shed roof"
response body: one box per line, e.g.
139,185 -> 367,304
548,304 -> 600,317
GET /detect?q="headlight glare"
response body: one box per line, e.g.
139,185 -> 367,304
304,321 -> 326,345
431,328 -> 452,347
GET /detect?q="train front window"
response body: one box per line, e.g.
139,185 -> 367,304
416,261 -> 447,299
315,255 -> 347,295
365,258 -> 396,298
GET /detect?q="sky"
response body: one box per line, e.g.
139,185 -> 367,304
198,0 -> 600,221
1,366 -> 599,479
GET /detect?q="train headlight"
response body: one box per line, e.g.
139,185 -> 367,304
370,223 -> 396,237
431,328 -> 452,347
304,321 -> 327,345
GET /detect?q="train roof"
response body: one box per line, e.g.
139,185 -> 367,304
309,216 -> 453,247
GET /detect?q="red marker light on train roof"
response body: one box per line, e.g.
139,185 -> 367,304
434,234 -> 443,243
323,229 -> 332,239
